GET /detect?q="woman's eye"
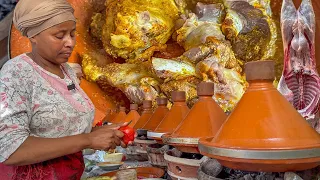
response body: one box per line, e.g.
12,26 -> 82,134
55,34 -> 64,39
71,31 -> 75,37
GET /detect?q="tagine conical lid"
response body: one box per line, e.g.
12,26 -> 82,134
199,60 -> 320,172
133,100 -> 153,129
143,97 -> 169,131
148,91 -> 190,142
112,107 -> 127,123
163,82 -> 227,153
124,104 -> 140,128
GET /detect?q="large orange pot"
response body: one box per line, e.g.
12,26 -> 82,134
111,107 -> 127,123
133,100 -> 153,130
142,97 -> 169,131
162,82 -> 227,153
8,0 -> 320,125
123,104 -> 140,128
198,61 -> 320,172
147,91 -> 190,143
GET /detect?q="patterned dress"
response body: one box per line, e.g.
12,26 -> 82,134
0,54 -> 95,179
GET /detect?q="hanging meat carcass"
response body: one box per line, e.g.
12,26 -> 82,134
278,0 -> 320,133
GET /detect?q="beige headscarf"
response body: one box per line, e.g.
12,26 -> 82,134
13,0 -> 76,38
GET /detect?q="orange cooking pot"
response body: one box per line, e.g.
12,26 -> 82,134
198,61 -> 320,172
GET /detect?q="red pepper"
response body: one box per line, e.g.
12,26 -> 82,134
118,126 -> 135,145
96,121 -> 103,127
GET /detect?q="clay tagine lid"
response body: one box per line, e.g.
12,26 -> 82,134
143,100 -> 152,109
112,106 -> 127,123
157,97 -> 168,105
163,82 -> 227,153
124,104 -> 140,127
148,91 -> 190,142
171,91 -> 187,102
143,97 -> 169,131
198,60 -> 320,172
130,104 -> 139,111
133,100 -> 153,130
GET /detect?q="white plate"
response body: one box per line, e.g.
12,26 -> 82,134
97,162 -> 124,171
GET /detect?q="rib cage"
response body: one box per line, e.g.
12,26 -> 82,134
285,71 -> 320,111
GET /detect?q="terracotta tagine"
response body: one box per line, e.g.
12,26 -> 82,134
199,60 -> 320,172
148,91 -> 190,143
133,102 -> 157,158
101,108 -> 118,124
163,82 -> 227,153
143,97 -> 169,131
124,104 -> 140,128
111,106 -> 127,123
133,100 -> 153,130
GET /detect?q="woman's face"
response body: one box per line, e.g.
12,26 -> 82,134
31,21 -> 76,64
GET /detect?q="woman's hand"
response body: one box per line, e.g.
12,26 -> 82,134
109,122 -> 136,146
2,122 -> 135,166
87,126 -> 126,150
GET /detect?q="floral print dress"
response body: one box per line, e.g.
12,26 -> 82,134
0,54 -> 95,179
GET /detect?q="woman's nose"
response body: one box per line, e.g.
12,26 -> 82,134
64,36 -> 75,48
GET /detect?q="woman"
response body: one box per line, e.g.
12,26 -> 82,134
0,0 -> 128,179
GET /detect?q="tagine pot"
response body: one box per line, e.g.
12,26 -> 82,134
163,82 -> 227,153
143,97 -> 169,131
198,60 -> 320,172
111,106 -> 127,123
124,104 -> 140,127
133,100 -> 153,130
148,91 -> 190,143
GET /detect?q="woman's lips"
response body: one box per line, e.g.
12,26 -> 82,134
60,52 -> 72,57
